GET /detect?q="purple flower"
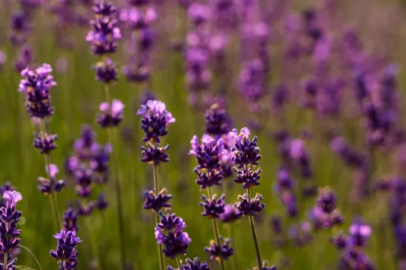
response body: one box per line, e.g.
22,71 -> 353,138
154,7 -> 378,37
168,257 -> 210,270
97,99 -> 124,128
38,164 -> 65,194
144,189 -> 172,212
330,232 -> 349,250
220,204 -> 241,223
74,167 -> 93,197
18,64 -> 57,118
339,248 -> 374,270
316,187 -> 337,214
120,7 -> 157,29
204,237 -> 233,261
349,218 -> 371,248
187,3 -> 211,26
204,104 -> 232,137
140,144 -> 170,164
235,193 -> 265,216
155,212 -> 191,258
14,46 -> 33,72
194,169 -> 223,189
50,229 -> 82,270
95,192 -> 109,211
229,128 -> 261,167
137,100 -> 175,142
0,183 -> 15,208
63,207 -> 78,232
234,167 -> 261,189
200,194 -> 226,219
87,1 -> 121,55
33,132 -> 58,154
9,12 -> 30,46
93,58 -> 118,84
0,190 -> 23,264
189,135 -> 224,170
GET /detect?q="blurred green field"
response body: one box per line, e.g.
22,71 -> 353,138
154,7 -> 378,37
1,0 -> 406,269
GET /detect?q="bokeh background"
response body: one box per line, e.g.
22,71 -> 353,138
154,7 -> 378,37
1,0 -> 406,269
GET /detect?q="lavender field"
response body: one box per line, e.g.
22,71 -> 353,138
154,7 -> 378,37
0,0 -> 405,269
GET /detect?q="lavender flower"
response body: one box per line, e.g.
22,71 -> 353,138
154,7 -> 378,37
309,187 -> 343,229
168,257 -> 210,270
348,218 -> 371,248
14,46 -> 33,72
9,12 -> 30,46
235,193 -> 265,216
63,207 -> 79,232
120,6 -> 157,30
0,183 -> 15,208
18,64 -> 57,118
200,194 -> 226,219
37,164 -> 65,194
137,100 -> 176,142
204,104 -> 232,137
189,135 -> 224,170
93,58 -> 118,84
50,229 -> 82,270
220,204 -> 241,223
204,237 -> 233,261
234,167 -> 261,189
251,261 -> 277,270
144,189 -> 172,212
140,144 -> 170,164
87,1 -> 121,55
339,248 -> 375,270
97,99 -> 125,128
33,132 -> 58,154
155,212 -> 191,258
95,192 -> 109,211
229,128 -> 261,168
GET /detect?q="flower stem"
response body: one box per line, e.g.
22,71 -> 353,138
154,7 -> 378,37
19,244 -> 43,270
176,256 -> 182,269
84,216 -> 104,270
227,223 -> 238,270
4,252 -> 7,270
207,187 -> 226,270
247,188 -> 262,270
153,164 -> 165,270
104,84 -> 126,270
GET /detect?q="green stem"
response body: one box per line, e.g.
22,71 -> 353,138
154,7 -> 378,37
227,224 -> 238,270
207,187 -> 226,270
176,256 -> 182,269
84,217 -> 103,270
104,84 -> 126,270
4,252 -> 7,270
153,164 -> 165,270
18,244 -> 43,270
247,189 -> 262,270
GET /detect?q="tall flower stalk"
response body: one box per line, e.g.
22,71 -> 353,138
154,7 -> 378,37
18,63 -> 64,231
137,99 -> 175,270
87,1 -> 126,268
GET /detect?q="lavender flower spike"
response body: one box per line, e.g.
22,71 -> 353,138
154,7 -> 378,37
168,257 -> 210,270
137,100 -> 176,142
97,99 -> 125,128
50,229 -> 82,270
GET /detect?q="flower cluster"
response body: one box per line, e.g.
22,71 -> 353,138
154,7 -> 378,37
50,229 -> 82,270
63,207 -> 79,232
200,194 -> 226,219
86,1 -> 121,55
144,189 -> 172,213
37,164 -> 65,194
204,237 -> 234,261
137,100 -> 175,164
155,212 -> 191,258
309,187 -> 343,229
168,257 -> 210,270
97,99 -> 124,128
274,169 -> 297,217
0,191 -> 23,270
18,64 -> 57,119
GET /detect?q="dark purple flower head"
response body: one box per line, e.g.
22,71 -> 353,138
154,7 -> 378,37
270,216 -> 283,234
120,7 -> 156,29
50,229 -> 82,270
95,192 -> 109,211
155,212 -> 191,258
139,90 -> 156,105
77,200 -> 96,216
9,12 -> 30,46
190,135 -> 224,170
92,1 -> 117,17
87,1 -> 121,55
229,128 -> 261,167
200,194 -> 226,219
122,63 -> 151,83
220,204 -> 241,223
127,0 -> 149,6
33,132 -> 58,154
235,193 -> 265,216
204,237 -> 233,261
239,60 -> 265,103
348,218 -> 371,248
195,169 -> 223,189
187,3 -> 211,26
38,164 -> 65,194
144,189 -> 172,212
234,167 -> 261,189
74,167 -> 93,198
275,169 -> 295,191
330,232 -> 348,250
0,191 -> 23,256
14,46 -> 33,72
18,64 -> 57,118
168,257 -> 210,270
316,187 -> 337,214
97,99 -> 124,128
251,261 -> 277,270
289,139 -> 311,178
141,144 -> 170,164
137,100 -> 176,142
308,204 -> 343,229
63,207 -> 78,232
339,248 -> 375,270
204,103 -> 231,137
93,58 -> 118,84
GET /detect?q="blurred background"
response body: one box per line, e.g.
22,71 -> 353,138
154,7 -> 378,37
1,0 -> 406,269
